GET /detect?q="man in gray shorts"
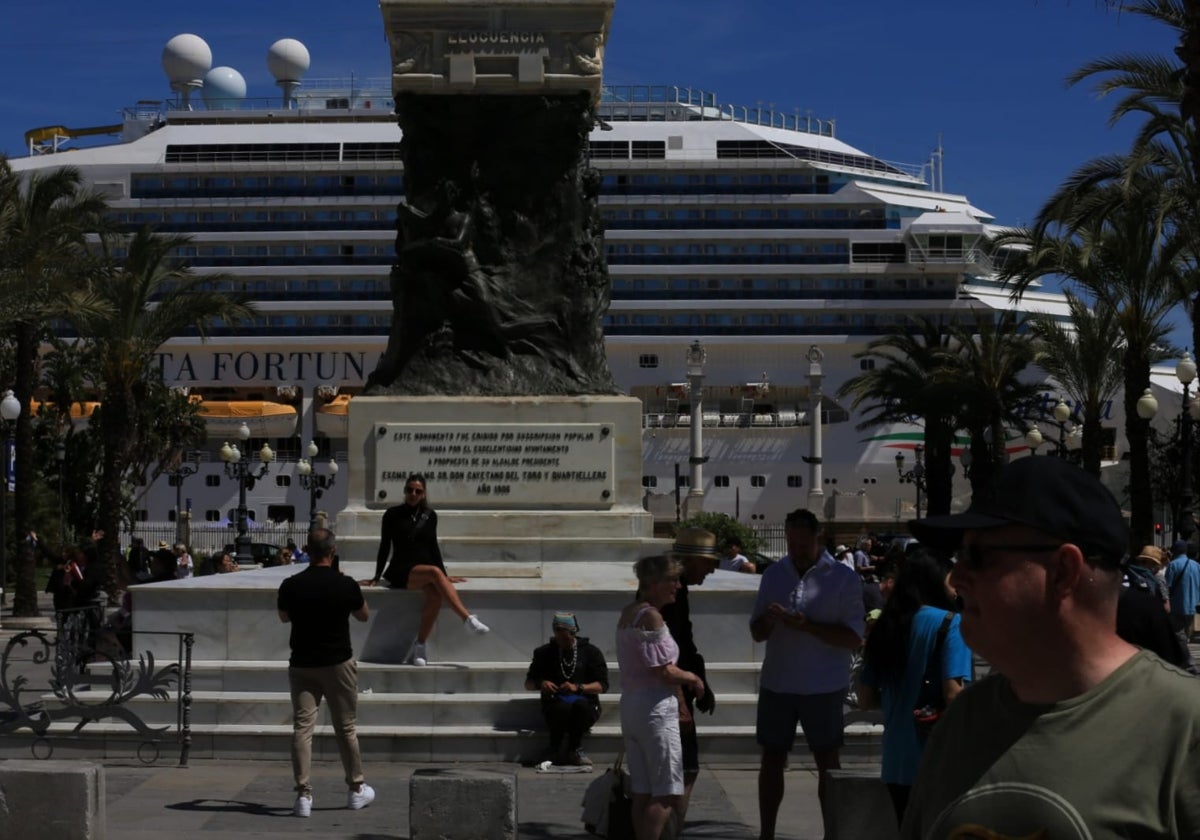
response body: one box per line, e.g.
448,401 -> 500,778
750,509 -> 864,840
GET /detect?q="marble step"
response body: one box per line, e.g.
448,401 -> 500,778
184,659 -> 766,694
0,721 -> 884,765
59,688 -> 881,732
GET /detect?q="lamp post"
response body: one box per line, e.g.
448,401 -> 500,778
220,423 -> 274,566
806,345 -> 825,512
1177,352 -> 1199,539
167,450 -> 203,545
895,444 -> 926,519
55,440 -> 66,545
1024,425 -> 1043,455
684,340 -> 707,517
297,440 -> 339,531
0,390 -> 21,607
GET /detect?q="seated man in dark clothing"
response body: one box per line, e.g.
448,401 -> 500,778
524,612 -> 609,766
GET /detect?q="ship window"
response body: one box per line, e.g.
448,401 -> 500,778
713,475 -> 730,487
267,505 -> 295,523
750,475 -> 766,488
642,476 -> 658,488
631,141 -> 666,159
860,359 -> 876,371
134,509 -> 149,522
205,475 -> 221,487
276,476 -> 291,487
677,476 -> 690,488
205,510 -> 222,522
787,475 -> 803,488
638,354 -> 659,368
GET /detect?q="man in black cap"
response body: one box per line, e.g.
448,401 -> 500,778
901,456 -> 1200,839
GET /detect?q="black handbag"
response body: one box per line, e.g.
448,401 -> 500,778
582,750 -> 633,838
912,611 -> 954,741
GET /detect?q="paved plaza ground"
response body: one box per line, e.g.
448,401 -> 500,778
98,757 -> 828,839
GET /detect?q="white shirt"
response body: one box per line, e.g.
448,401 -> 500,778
751,550 -> 864,695
720,552 -> 753,572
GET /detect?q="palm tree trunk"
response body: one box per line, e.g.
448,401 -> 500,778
1080,414 -> 1104,479
11,323 -> 39,617
95,389 -> 133,599
924,415 -> 955,517
1123,346 -> 1154,549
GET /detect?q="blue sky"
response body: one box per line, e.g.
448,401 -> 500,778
0,1 -> 1184,335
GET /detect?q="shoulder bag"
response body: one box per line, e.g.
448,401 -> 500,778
912,610 -> 954,741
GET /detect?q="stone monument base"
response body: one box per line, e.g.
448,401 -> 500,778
335,396 -> 659,563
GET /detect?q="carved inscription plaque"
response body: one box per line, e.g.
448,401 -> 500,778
373,422 -> 615,507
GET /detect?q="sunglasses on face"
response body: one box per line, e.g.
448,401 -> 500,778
404,487 -> 425,496
958,543 -> 1063,572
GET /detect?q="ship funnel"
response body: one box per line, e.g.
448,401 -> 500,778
267,38 -> 311,109
162,33 -> 213,110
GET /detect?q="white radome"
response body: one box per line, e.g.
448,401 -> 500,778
267,38 -> 311,81
202,66 -> 248,109
161,33 -> 213,84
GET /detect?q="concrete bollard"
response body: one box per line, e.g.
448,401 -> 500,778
826,768 -> 899,840
410,768 -> 517,840
0,759 -> 106,840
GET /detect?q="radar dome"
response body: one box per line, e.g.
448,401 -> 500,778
267,39 -> 311,81
162,34 -> 213,84
201,66 -> 247,110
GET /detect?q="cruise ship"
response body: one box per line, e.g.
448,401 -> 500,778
7,35 -> 1083,530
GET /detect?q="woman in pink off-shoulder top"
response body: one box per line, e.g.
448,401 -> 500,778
616,555 -> 706,840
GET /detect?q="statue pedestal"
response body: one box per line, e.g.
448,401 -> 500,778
335,396 -> 660,562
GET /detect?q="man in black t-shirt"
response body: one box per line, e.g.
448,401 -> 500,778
277,528 -> 374,818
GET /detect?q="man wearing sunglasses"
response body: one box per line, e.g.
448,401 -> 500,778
901,456 -> 1200,839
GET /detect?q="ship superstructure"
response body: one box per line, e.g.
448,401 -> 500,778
8,36 -> 1085,528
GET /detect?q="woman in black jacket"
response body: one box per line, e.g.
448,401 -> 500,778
362,474 -> 488,665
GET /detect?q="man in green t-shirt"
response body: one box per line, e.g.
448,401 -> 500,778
904,456 -> 1200,839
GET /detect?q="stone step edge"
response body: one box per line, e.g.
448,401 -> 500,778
20,722 -> 884,737
49,690 -> 776,704
183,660 -> 764,672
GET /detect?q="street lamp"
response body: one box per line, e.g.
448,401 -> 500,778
167,450 -> 203,544
1177,352 -> 1198,539
895,444 -> 926,519
297,440 -> 339,531
220,423 -> 273,566
684,340 -> 707,516
0,390 -> 21,607
55,440 -> 66,545
806,345 -> 825,512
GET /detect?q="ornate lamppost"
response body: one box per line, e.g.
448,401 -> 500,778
297,440 -> 339,531
805,345 -> 825,512
684,340 -> 707,517
167,450 -> 203,545
1176,352 -> 1200,539
1025,397 -> 1074,458
0,390 -> 20,607
895,444 -> 927,519
220,423 -> 274,566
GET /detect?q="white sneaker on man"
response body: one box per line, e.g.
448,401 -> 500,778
293,793 -> 312,818
464,614 -> 490,634
348,783 -> 376,810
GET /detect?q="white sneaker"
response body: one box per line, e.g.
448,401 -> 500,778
348,783 -> 375,810
293,793 -> 312,818
411,641 -> 427,667
464,614 -> 490,635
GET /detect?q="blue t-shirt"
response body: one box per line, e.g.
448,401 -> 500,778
1165,555 -> 1200,616
861,606 -> 973,785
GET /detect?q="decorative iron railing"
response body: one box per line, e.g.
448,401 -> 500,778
0,606 -> 193,765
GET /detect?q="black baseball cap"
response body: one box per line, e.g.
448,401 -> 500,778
909,456 -> 1128,567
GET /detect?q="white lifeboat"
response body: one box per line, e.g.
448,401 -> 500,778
315,393 -> 351,438
196,400 -> 298,438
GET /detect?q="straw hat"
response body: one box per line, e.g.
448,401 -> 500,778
670,527 -> 720,560
1135,544 -> 1166,568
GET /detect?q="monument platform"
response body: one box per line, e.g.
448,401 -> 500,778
111,562 -> 884,764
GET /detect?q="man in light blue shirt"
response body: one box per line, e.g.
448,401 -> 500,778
750,508 -> 864,840
1165,539 -> 1199,674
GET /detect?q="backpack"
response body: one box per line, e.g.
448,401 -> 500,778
1125,564 -> 1159,595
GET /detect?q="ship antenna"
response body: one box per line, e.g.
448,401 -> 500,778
267,39 -> 311,110
931,132 -> 944,192
162,34 -> 213,111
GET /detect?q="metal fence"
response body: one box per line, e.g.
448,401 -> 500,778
127,522 -> 311,558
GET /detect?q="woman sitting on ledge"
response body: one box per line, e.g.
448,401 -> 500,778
361,473 -> 489,666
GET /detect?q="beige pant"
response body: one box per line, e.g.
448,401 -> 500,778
288,658 -> 364,794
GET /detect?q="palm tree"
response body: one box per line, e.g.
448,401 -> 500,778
70,227 -> 254,590
0,159 -> 110,616
1026,295 -> 1129,477
943,311 -> 1041,504
838,316 -> 961,517
998,171 -> 1182,546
